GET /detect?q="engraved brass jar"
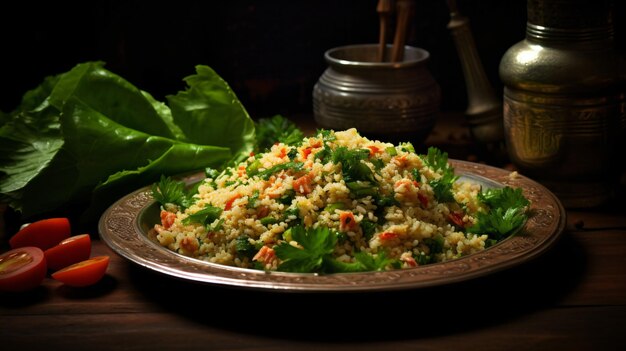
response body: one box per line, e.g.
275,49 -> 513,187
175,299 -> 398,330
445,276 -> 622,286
313,44 -> 441,144
499,0 -> 624,208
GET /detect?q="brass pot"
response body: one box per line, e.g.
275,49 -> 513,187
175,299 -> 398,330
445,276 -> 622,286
499,0 -> 624,208
313,44 -> 441,144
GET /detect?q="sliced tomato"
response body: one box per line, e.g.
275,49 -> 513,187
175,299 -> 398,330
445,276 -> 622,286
43,234 -> 92,271
51,256 -> 109,287
9,217 -> 71,250
0,247 -> 47,292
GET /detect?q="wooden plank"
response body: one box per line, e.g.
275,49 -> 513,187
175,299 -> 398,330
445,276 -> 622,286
1,306 -> 625,351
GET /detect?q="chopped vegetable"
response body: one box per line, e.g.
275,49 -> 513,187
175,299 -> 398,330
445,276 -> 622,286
9,217 -> 71,250
43,234 -> 92,271
235,236 -> 256,259
420,147 -> 458,203
51,256 -> 110,287
323,202 -> 346,213
332,146 -> 376,183
257,161 -> 304,180
247,190 -> 260,208
292,172 -> 314,194
0,247 -> 47,292
430,171 -> 459,203
182,205 -> 223,226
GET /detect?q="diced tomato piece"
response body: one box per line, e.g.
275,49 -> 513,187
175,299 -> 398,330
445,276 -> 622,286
44,234 -> 92,271
448,211 -> 466,228
293,173 -> 313,194
0,247 -> 47,292
225,194 -> 242,211
401,254 -> 418,267
339,211 -> 357,232
418,193 -> 429,208
392,155 -> 408,167
51,256 -> 110,287
379,232 -> 398,241
301,147 -> 313,160
278,147 -> 287,158
367,145 -> 380,156
160,210 -> 176,229
257,206 -> 270,219
252,246 -> 276,265
9,218 -> 71,250
237,165 -> 246,177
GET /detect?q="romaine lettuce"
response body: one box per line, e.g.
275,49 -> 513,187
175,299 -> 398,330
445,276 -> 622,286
0,62 -> 255,222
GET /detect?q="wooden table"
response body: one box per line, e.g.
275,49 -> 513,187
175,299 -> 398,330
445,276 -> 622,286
2,114 -> 625,350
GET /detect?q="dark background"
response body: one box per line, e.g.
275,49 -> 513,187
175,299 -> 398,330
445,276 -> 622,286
1,0 -> 623,119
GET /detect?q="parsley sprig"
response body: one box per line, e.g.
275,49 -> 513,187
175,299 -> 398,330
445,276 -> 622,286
254,115 -> 304,152
421,147 -> 458,203
468,186 -> 530,240
274,225 -> 396,273
151,175 -> 198,210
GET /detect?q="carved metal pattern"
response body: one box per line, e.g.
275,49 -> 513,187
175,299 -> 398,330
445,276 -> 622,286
98,160 -> 566,292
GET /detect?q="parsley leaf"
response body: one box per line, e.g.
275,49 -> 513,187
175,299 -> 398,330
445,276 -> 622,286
353,251 -> 395,271
332,146 -> 376,183
422,147 -> 452,172
467,186 -> 530,241
151,175 -> 197,210
421,147 -> 458,203
256,161 -> 304,180
274,225 -> 337,273
254,115 -> 304,152
274,224 -> 399,273
182,204 -> 223,226
247,189 -> 260,208
323,251 -> 396,273
430,171 -> 459,203
478,186 -> 530,209
235,235 -> 256,259
468,207 -> 527,240
423,234 -> 445,254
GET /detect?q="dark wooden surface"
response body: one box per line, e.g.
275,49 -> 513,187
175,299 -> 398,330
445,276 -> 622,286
2,114 -> 626,351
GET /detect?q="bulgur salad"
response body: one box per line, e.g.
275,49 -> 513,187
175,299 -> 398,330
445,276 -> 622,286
150,128 -> 529,273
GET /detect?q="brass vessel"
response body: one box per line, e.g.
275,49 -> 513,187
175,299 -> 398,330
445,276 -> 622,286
313,44 -> 441,144
499,0 -> 624,208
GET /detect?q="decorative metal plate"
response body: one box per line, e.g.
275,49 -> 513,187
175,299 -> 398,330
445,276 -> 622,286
98,160 -> 566,292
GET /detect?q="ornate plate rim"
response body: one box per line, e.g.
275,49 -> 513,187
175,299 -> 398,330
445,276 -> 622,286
98,159 -> 566,293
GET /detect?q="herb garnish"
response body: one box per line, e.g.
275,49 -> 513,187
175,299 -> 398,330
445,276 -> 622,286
182,205 -> 223,226
151,175 -> 198,210
254,115 -> 304,152
421,147 -> 459,203
468,186 -> 530,240
274,225 -> 397,273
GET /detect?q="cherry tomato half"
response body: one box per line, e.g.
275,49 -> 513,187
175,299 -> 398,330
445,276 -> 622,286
9,218 -> 71,250
0,247 -> 47,292
51,256 -> 109,287
44,234 -> 92,271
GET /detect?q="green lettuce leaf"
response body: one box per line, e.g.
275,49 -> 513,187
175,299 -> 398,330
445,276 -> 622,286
167,65 -> 255,165
0,62 -> 255,222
